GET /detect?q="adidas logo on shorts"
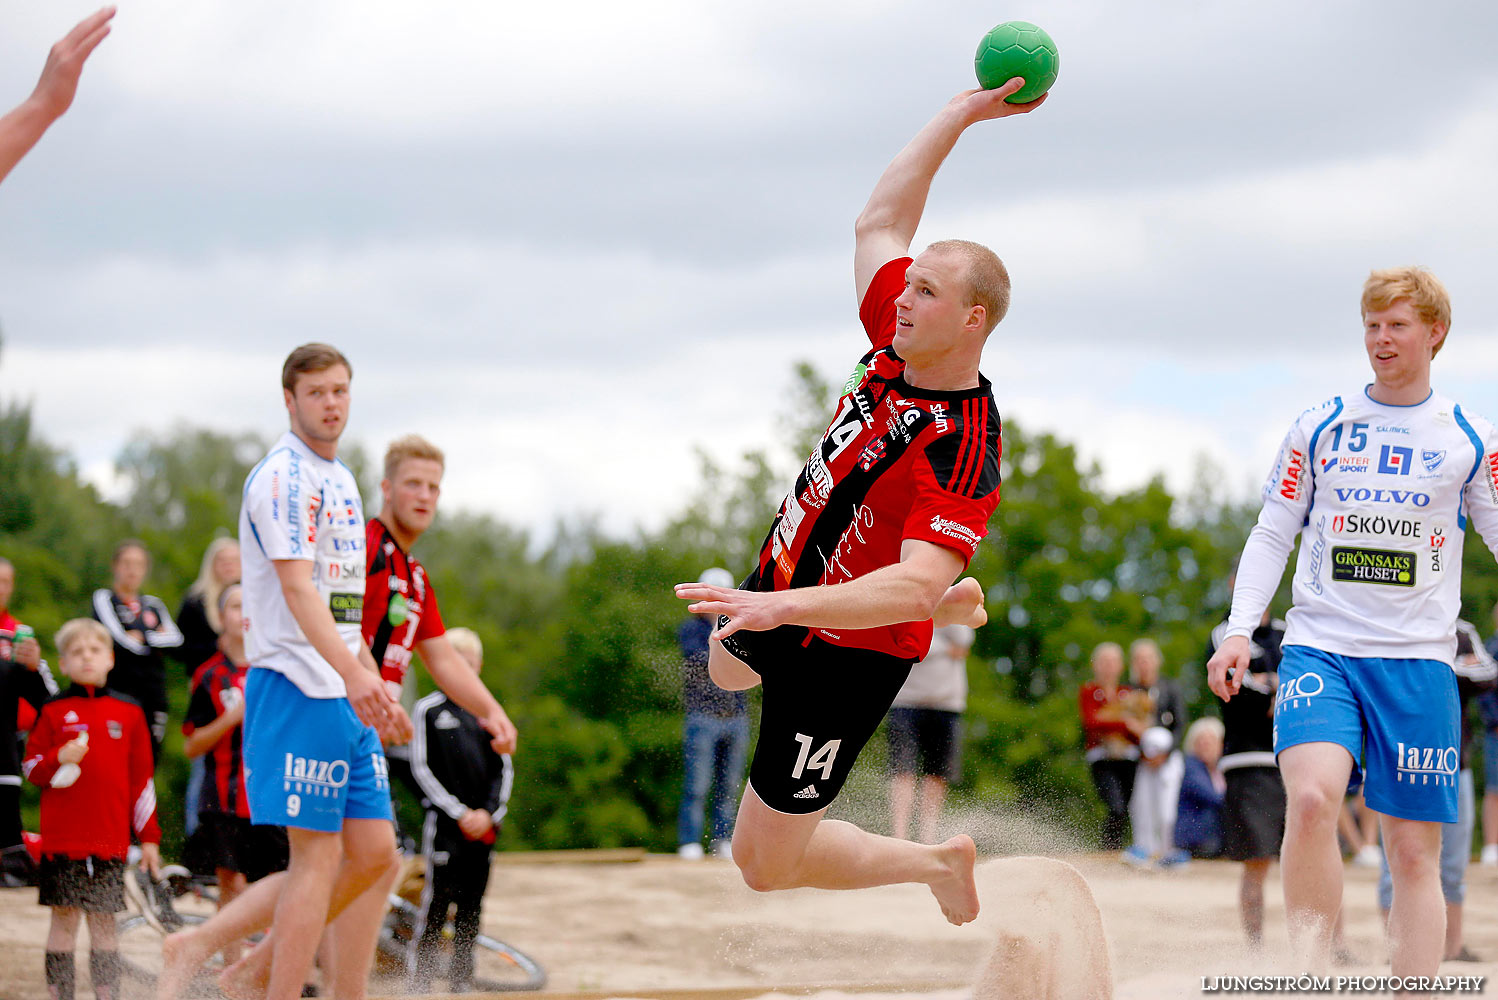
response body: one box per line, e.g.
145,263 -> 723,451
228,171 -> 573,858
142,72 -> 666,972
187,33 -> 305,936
793,785 -> 819,800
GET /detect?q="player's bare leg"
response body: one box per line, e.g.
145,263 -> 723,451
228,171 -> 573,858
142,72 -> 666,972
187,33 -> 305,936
222,828 -> 341,1000
157,872 -> 288,1000
219,827 -> 396,1000
1279,743 -> 1353,969
322,820 -> 400,1000
708,639 -> 761,692
1381,814 -> 1444,977
917,775 -> 949,844
890,772 -> 917,840
730,784 -> 979,925
1239,858 -> 1272,948
933,577 -> 986,628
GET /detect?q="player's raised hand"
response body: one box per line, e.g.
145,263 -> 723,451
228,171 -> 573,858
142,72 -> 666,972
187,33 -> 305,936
31,7 -> 115,122
1207,635 -> 1251,702
673,582 -> 788,641
952,80 -> 1048,125
481,707 -> 518,755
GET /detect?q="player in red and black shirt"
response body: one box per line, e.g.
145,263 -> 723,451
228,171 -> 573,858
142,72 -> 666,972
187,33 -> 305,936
183,584 -> 289,960
363,436 -> 515,801
676,79 -> 1046,927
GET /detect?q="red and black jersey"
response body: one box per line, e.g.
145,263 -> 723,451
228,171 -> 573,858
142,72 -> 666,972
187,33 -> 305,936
745,256 -> 1002,661
183,653 -> 250,819
23,684 -> 161,859
363,518 -> 446,692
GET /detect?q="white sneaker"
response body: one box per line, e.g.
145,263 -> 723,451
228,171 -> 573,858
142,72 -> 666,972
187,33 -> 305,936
1481,844 -> 1498,867
710,839 -> 733,860
1352,845 -> 1383,868
677,843 -> 705,860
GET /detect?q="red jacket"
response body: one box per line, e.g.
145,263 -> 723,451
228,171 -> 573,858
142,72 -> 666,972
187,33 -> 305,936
23,684 -> 161,859
1078,681 -> 1143,753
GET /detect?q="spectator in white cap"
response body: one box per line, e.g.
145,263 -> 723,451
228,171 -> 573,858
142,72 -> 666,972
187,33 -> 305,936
1125,725 -> 1189,869
676,568 -> 750,859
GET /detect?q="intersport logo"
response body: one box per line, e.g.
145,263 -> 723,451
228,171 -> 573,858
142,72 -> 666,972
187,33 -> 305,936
1332,487 -> 1430,507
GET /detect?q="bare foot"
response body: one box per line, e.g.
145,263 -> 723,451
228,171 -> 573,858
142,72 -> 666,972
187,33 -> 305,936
933,578 -> 986,629
156,927 -> 215,1000
217,944 -> 270,1000
928,834 -> 980,925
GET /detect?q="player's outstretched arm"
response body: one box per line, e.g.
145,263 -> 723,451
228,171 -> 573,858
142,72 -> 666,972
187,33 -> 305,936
675,539 -> 965,638
416,634 -> 518,754
854,78 -> 1045,302
0,7 -> 114,186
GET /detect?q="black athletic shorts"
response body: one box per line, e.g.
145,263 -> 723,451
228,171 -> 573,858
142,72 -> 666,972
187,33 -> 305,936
198,813 -> 290,883
1222,767 -> 1286,861
887,707 -> 962,782
721,619 -> 914,815
38,855 -> 126,912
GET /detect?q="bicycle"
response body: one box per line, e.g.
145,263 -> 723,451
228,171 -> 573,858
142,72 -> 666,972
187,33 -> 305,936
375,889 -> 547,992
115,865 -> 545,993
117,867 -> 218,988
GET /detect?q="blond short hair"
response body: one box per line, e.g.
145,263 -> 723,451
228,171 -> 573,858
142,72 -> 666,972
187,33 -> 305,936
281,343 -> 352,392
55,618 -> 111,656
1091,641 -> 1122,666
1362,267 -> 1452,357
383,434 -> 446,482
446,627 -> 483,669
1184,717 -> 1224,757
925,239 -> 1011,334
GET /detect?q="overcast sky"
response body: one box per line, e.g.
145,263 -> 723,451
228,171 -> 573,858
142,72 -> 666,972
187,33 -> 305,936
2,1 -> 1495,540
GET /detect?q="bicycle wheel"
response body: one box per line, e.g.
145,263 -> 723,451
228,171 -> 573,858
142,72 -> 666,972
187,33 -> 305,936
470,932 -> 547,992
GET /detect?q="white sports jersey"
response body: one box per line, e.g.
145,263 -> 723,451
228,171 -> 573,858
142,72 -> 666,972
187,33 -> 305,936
1228,388 -> 1498,663
239,431 -> 367,698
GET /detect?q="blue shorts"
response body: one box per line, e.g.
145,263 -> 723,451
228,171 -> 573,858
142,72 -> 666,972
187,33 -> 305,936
1274,645 -> 1459,823
243,667 -> 392,833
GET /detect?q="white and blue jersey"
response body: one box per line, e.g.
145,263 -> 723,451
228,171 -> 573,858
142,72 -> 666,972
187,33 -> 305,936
1228,387 -> 1498,823
238,431 -> 367,699
1228,387 -> 1498,663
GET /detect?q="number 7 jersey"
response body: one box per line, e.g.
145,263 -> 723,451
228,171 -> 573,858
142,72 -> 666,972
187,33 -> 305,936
1229,388 -> 1498,663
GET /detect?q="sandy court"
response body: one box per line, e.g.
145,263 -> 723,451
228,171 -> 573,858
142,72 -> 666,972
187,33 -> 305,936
2,849 -> 1496,999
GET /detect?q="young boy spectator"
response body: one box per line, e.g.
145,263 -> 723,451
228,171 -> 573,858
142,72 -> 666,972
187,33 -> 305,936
1125,726 -> 1187,868
182,584 -> 289,964
408,627 -> 512,993
23,618 -> 161,1000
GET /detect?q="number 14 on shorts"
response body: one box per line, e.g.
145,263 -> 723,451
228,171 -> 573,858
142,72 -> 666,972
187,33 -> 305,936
792,733 -> 841,780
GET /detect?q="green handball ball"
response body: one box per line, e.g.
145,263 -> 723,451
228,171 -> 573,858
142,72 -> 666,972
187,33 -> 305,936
974,20 -> 1059,103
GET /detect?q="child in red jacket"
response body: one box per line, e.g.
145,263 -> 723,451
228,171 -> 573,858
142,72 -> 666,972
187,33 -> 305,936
24,618 -> 161,1000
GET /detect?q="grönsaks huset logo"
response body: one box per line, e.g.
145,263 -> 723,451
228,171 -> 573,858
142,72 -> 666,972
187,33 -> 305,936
1330,547 -> 1415,586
